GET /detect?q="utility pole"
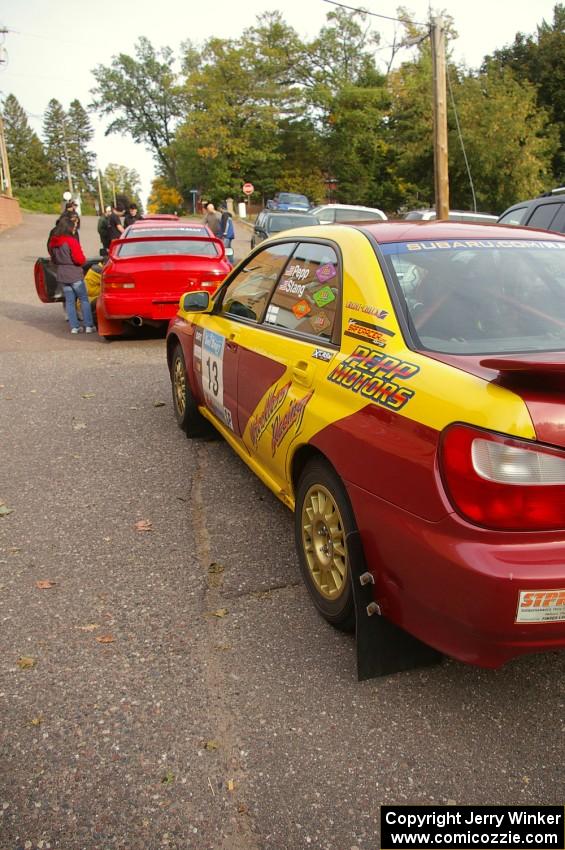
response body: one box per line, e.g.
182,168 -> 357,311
431,15 -> 449,219
97,169 -> 104,212
0,115 -> 13,197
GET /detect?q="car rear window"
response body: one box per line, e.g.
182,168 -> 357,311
117,239 -> 220,258
381,238 -> 565,354
125,226 -> 208,238
268,215 -> 317,232
279,194 -> 309,205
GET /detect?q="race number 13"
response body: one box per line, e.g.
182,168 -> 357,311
202,329 -> 225,410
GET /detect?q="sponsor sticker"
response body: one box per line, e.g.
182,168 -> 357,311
283,263 -> 310,282
315,262 -> 337,283
327,344 -> 419,411
516,589 -> 565,623
249,382 -> 291,449
312,348 -> 333,362
345,317 -> 394,347
278,279 -> 306,297
310,313 -> 331,333
346,300 -> 388,320
270,391 -> 313,456
292,299 -> 311,319
265,304 -> 279,323
313,285 -> 335,308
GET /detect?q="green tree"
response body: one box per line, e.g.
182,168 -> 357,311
448,66 -> 557,212
2,94 -> 52,187
100,163 -> 142,208
486,4 -> 565,182
67,99 -> 96,193
43,98 -> 72,186
90,37 -> 184,187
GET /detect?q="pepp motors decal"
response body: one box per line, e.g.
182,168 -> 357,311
345,318 -> 394,347
328,344 -> 418,411
516,589 -> 565,623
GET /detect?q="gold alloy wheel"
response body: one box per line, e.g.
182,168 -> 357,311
173,356 -> 186,417
301,484 -> 348,600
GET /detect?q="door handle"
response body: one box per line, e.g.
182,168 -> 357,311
292,360 -> 314,387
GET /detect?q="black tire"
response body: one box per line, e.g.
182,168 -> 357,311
170,342 -> 211,437
294,458 -> 356,631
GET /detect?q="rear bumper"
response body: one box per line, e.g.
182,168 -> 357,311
98,292 -> 179,322
348,483 -> 565,667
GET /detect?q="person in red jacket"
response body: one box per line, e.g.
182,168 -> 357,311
48,217 -> 95,334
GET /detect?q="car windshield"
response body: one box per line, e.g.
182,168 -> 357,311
381,238 -> 565,354
279,194 -> 308,205
268,215 -> 317,232
125,226 -> 208,238
117,239 -> 220,258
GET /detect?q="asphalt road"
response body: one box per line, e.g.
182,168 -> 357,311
1,214 -> 564,850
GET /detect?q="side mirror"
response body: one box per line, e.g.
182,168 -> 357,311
181,291 -> 211,312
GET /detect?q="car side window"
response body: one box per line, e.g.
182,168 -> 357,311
264,242 -> 340,340
527,203 -> 559,231
498,207 -> 528,226
219,242 -> 295,323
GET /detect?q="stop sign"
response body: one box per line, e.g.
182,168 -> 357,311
242,182 -> 254,195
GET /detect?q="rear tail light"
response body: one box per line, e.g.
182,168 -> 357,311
440,424 -> 565,530
103,274 -> 135,290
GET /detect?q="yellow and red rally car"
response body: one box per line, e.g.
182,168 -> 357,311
166,221 -> 565,672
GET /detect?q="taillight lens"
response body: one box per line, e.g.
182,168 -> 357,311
440,424 -> 565,530
103,274 -> 135,289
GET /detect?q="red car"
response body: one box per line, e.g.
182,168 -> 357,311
97,222 -> 232,338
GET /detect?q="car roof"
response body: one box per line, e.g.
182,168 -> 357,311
349,220 -> 565,243
265,208 -> 313,214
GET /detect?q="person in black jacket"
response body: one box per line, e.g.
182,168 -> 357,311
124,203 -> 142,228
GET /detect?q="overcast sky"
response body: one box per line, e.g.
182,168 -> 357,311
0,0 -> 559,205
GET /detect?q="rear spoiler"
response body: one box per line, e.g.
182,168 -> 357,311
109,234 -> 226,258
480,353 -> 565,375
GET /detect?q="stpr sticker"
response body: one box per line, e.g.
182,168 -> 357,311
516,589 -> 565,623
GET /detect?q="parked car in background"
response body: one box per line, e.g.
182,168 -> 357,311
166,220 -> 565,672
267,192 -> 310,212
498,188 -> 565,234
404,209 -> 498,224
311,203 -> 387,224
96,228 -> 231,338
251,210 -> 318,248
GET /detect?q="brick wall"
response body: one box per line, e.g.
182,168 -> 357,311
0,196 -> 23,231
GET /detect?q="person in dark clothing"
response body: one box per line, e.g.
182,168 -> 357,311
124,203 -> 142,228
47,201 -> 81,251
97,205 -> 112,254
203,202 -> 222,237
48,217 -> 95,334
107,205 -> 125,244
219,204 -> 235,251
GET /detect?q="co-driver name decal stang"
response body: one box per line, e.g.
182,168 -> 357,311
328,344 -> 418,410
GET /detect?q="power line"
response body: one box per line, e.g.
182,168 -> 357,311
321,0 -> 428,28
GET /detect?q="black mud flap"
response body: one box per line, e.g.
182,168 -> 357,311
347,530 -> 442,681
